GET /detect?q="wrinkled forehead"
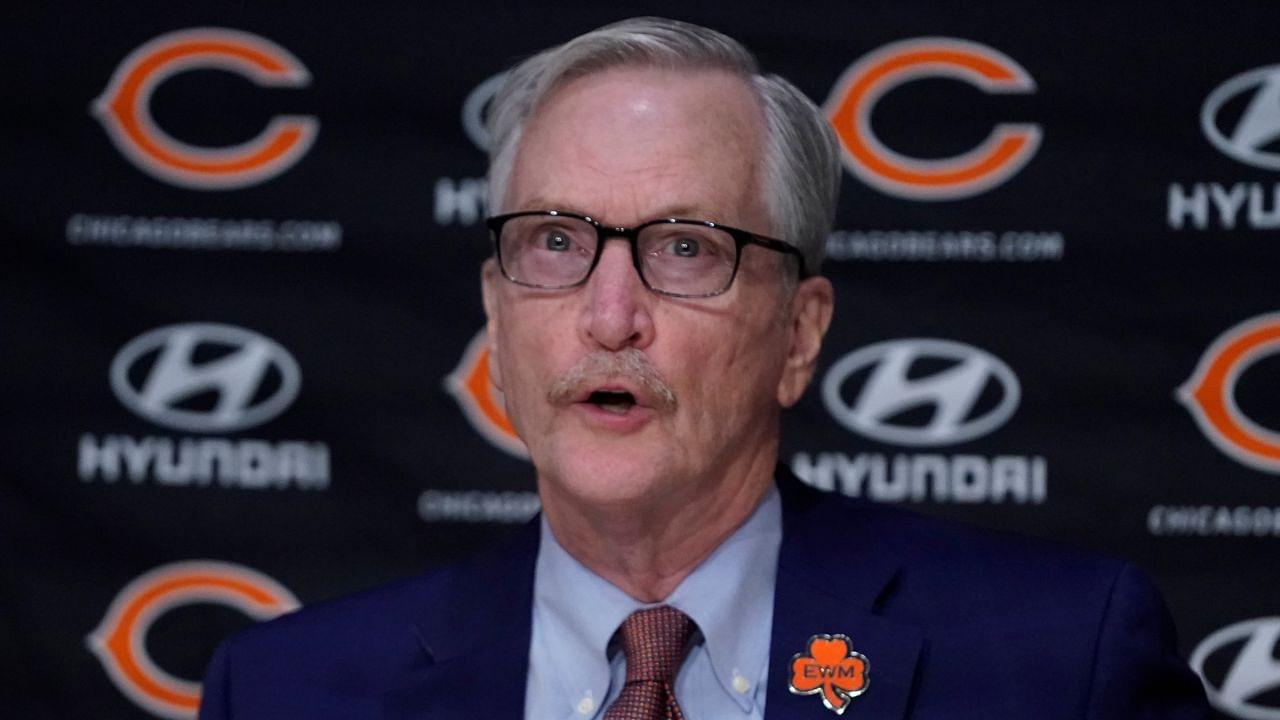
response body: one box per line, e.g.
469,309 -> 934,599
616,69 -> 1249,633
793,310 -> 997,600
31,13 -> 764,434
508,66 -> 769,226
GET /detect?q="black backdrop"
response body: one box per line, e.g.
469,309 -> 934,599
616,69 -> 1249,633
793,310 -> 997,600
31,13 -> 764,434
4,2 -> 1279,718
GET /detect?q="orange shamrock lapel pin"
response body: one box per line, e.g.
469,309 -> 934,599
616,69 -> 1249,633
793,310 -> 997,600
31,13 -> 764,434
788,634 -> 870,715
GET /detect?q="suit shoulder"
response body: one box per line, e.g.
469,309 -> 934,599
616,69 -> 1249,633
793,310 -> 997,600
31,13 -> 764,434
223,565 -> 455,668
199,567 -> 460,718
829,489 -> 1122,571
200,522 -> 540,718
214,519 -> 539,672
798,488 -> 1136,615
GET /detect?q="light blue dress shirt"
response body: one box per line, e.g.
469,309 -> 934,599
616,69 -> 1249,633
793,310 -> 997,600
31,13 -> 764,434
524,484 -> 782,719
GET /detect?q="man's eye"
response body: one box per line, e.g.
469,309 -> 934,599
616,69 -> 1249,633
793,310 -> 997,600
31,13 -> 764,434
668,237 -> 700,257
543,232 -> 572,251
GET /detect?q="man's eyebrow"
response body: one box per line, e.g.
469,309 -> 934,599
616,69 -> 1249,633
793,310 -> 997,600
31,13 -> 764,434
649,205 -> 709,219
513,200 -> 720,223
514,198 -> 594,217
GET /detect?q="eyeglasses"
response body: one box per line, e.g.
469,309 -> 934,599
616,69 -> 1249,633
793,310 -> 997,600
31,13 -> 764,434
486,210 -> 808,299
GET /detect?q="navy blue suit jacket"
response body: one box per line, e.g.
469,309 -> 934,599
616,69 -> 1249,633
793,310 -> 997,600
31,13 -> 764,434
199,476 -> 1209,718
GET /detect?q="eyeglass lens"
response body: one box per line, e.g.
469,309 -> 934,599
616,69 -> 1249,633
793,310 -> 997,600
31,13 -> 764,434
498,214 -> 738,296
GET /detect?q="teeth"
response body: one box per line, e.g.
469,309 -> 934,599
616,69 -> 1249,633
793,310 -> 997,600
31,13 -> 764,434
588,390 -> 635,414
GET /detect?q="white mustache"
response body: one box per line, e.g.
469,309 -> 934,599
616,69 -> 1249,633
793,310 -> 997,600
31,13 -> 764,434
547,349 -> 677,411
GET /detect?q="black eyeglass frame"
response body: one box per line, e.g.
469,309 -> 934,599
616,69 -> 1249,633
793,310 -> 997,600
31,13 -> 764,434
485,210 -> 809,299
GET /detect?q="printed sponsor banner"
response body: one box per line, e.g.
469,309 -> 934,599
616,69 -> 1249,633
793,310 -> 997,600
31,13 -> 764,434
4,4 -> 1278,718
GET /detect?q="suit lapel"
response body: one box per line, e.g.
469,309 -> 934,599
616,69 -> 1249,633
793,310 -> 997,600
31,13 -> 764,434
766,475 -> 924,720
381,520 -> 540,719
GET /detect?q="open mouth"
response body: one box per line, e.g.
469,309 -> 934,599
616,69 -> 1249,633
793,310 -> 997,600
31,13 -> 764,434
587,390 -> 637,414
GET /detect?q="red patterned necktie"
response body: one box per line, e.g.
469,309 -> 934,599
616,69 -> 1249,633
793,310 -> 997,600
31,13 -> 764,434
602,605 -> 695,720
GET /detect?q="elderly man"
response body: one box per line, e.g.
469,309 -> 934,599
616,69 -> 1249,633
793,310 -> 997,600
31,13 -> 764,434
199,17 -> 1209,720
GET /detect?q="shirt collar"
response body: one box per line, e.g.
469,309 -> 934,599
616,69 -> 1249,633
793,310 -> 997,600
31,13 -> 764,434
534,517 -> 637,712
533,482 -> 782,714
666,484 -> 780,710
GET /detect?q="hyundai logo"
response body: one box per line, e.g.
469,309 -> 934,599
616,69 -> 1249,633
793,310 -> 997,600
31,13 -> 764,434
1202,65 -> 1280,171
462,71 -> 508,152
822,339 -> 1020,446
1191,617 -> 1280,720
109,323 -> 301,433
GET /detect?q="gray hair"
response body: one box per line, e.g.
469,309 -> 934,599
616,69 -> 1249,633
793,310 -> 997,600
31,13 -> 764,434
485,17 -> 840,275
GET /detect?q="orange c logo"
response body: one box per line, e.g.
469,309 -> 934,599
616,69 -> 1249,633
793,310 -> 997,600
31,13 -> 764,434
87,561 -> 300,719
91,28 -> 317,190
1179,313 -> 1280,474
825,37 -> 1041,200
445,329 -> 529,459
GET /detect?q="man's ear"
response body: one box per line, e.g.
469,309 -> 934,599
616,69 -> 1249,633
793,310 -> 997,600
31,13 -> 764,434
777,276 -> 834,408
480,258 -> 503,392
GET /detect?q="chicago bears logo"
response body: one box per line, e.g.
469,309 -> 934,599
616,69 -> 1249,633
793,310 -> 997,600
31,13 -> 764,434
91,28 -> 317,190
87,561 -> 299,719
445,329 -> 529,459
1179,313 -> 1280,474
825,37 -> 1040,200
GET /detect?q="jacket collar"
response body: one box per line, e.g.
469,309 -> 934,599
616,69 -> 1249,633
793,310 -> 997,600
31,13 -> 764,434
764,472 -> 924,719
382,519 -> 540,718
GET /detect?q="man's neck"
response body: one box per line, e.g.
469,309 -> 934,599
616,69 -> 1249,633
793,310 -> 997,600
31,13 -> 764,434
539,451 -> 776,602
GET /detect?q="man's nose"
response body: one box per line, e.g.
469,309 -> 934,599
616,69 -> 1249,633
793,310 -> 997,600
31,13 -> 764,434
577,238 -> 655,351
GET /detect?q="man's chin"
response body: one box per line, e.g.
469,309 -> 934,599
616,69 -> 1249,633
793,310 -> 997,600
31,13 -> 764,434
536,451 -> 677,511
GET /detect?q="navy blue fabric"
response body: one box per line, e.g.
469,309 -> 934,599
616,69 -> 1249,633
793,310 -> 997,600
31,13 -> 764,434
199,475 -> 1209,719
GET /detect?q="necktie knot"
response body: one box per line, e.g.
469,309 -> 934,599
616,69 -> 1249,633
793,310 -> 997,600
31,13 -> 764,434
617,605 -> 695,684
